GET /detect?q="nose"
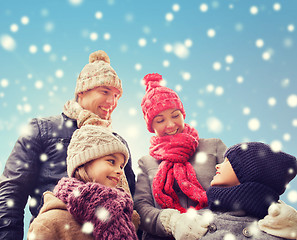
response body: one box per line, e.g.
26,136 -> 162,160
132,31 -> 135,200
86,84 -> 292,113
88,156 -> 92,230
215,164 -> 220,170
116,166 -> 123,175
106,94 -> 116,106
166,119 -> 175,128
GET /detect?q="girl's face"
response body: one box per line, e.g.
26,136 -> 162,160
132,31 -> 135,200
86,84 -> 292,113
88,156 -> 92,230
151,108 -> 185,137
210,157 -> 240,187
85,153 -> 125,188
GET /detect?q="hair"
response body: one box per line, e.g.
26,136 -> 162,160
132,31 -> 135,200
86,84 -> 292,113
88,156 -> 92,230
74,165 -> 93,183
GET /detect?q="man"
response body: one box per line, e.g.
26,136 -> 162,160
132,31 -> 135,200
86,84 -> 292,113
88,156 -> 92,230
0,50 -> 135,240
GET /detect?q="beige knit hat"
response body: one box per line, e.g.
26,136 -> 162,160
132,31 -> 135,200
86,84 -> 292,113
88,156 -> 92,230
74,50 -> 123,99
67,125 -> 129,177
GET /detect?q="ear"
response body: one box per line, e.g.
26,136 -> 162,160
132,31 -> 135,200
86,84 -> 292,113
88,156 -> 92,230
77,92 -> 84,103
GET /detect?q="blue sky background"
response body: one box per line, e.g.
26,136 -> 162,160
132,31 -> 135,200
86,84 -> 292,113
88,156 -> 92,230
1,0 -> 297,238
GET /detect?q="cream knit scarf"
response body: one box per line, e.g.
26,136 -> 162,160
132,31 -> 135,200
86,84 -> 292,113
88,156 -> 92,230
63,99 -> 112,129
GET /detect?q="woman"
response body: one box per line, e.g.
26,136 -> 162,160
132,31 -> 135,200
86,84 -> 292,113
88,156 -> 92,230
134,73 -> 227,239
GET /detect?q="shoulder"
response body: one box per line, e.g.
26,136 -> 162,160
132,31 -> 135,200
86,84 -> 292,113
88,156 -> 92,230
199,138 -> 224,146
197,138 -> 226,152
138,155 -> 159,171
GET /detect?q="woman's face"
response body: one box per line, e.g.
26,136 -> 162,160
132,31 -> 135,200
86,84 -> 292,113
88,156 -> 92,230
151,108 -> 185,137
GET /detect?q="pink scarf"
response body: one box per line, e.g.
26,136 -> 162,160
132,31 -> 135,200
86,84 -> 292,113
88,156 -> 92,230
151,124 -> 208,213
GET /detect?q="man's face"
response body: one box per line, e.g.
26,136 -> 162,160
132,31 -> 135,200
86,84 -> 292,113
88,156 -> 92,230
77,86 -> 120,120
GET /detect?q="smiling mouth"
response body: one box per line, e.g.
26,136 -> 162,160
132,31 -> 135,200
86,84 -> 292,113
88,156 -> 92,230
166,129 -> 179,135
100,107 -> 110,112
107,176 -> 119,184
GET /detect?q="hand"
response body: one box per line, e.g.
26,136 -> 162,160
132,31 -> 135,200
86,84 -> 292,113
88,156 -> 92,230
160,209 -> 210,240
258,200 -> 297,239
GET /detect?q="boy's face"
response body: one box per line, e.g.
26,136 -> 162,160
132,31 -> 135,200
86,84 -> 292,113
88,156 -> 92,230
210,157 -> 240,187
85,153 -> 125,188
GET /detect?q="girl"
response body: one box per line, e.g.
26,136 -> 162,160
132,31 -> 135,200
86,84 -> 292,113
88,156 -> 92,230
134,73 -> 227,239
28,121 -> 138,240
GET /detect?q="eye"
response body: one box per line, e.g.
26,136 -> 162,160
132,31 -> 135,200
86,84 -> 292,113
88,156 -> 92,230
172,114 -> 179,118
107,159 -> 115,164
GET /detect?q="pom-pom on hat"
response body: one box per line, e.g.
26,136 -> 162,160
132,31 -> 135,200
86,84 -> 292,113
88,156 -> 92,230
75,50 -> 123,99
141,73 -> 186,133
67,125 -> 129,177
225,142 -> 297,195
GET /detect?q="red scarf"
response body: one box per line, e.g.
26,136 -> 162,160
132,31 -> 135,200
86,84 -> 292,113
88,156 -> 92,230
151,124 -> 208,213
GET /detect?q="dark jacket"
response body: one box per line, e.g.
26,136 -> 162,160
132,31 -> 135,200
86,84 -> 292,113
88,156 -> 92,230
0,113 -> 135,240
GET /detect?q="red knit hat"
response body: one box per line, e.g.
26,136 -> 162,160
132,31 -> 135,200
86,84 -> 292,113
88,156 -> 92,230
141,73 -> 186,133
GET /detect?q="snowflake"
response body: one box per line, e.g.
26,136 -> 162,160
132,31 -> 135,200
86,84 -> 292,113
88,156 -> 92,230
56,143 -> 63,150
27,232 -> 36,240
195,152 -> 207,164
7,199 -> 14,208
64,224 -> 70,230
248,118 -> 260,131
270,140 -> 282,152
287,94 -> 297,108
40,153 -> 48,162
73,189 -> 81,197
173,43 -> 189,59
29,198 -> 37,207
81,222 -> 94,234
207,117 -> 223,134
202,209 -> 214,223
223,233 -> 236,240
165,13 -> 174,22
96,207 -> 110,222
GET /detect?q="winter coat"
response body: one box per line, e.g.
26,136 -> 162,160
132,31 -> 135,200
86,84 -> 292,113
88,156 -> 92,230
134,138 -> 227,240
27,191 -> 93,240
0,113 -> 135,240
53,177 -> 137,240
198,209 -> 287,240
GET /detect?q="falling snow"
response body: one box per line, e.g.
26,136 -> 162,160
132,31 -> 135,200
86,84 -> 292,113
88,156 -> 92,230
96,207 -> 111,222
0,1 -> 296,238
81,222 -> 94,234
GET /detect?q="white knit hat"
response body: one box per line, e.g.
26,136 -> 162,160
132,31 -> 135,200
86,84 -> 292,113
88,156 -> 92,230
67,125 -> 129,177
74,50 -> 123,99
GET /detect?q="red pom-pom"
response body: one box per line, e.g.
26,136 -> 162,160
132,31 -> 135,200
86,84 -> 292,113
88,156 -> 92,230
143,73 -> 162,89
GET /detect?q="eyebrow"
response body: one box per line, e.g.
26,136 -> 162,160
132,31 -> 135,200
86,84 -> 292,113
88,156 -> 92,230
106,154 -> 125,163
99,86 -> 111,91
106,154 -> 116,159
155,109 -> 179,118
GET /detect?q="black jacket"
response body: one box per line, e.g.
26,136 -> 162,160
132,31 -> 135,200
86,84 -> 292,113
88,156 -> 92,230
0,113 -> 135,240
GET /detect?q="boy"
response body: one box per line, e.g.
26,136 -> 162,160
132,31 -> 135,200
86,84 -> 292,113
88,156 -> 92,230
203,142 -> 297,239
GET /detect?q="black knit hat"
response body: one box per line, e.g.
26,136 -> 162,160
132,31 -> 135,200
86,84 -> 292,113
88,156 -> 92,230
225,142 -> 297,195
